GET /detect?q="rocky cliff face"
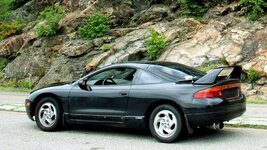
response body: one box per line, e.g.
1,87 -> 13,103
0,0 -> 266,98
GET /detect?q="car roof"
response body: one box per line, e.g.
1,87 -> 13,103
108,61 -> 187,70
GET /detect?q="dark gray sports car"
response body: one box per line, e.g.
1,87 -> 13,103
25,61 -> 246,143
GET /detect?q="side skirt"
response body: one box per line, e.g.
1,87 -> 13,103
63,113 -> 146,129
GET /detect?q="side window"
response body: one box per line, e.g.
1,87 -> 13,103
152,66 -> 186,81
87,68 -> 136,86
135,71 -> 164,85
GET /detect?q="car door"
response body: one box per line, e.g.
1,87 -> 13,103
68,67 -> 136,123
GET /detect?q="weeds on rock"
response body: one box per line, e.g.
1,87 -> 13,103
240,0 -> 267,21
146,29 -> 168,60
35,3 -> 65,37
0,71 -> 4,80
9,0 -> 31,10
0,0 -> 12,21
198,63 -> 218,73
0,20 -> 25,40
178,0 -> 208,17
79,13 -> 111,40
100,44 -> 111,52
247,69 -> 261,83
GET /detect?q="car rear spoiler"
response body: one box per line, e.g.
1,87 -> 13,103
194,66 -> 242,85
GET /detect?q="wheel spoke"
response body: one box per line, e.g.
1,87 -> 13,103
46,118 -> 53,124
163,128 -> 173,134
154,115 -> 163,124
41,115 -> 46,124
158,124 -> 165,135
48,104 -> 54,113
39,107 -> 48,113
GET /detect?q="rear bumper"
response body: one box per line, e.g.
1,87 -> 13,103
185,95 -> 246,128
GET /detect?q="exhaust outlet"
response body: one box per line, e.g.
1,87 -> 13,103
213,122 -> 224,130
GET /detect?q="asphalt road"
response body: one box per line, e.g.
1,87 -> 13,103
0,111 -> 267,150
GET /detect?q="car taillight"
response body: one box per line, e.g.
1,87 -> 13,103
193,83 -> 241,99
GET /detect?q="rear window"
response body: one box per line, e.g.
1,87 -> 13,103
148,63 -> 205,82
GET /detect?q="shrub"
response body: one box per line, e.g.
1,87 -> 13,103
79,13 -> 111,40
146,29 -> 168,60
0,20 -> 25,40
247,69 -> 261,83
240,0 -> 267,21
35,4 -> 65,37
178,0 -> 209,17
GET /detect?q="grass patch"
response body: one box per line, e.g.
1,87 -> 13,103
225,123 -> 267,130
0,86 -> 32,92
247,98 -> 267,104
0,79 -> 33,92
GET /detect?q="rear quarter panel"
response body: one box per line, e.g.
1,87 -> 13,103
127,82 -> 203,116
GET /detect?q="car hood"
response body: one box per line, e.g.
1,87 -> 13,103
30,82 -> 73,94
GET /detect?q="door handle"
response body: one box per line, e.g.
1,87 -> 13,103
120,92 -> 128,96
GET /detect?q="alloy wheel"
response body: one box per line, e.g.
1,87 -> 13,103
38,102 -> 57,128
153,110 -> 177,138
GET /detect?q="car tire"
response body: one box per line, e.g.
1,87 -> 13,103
149,104 -> 182,143
35,97 -> 62,131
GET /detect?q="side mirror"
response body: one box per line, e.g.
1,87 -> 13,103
78,79 -> 92,91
